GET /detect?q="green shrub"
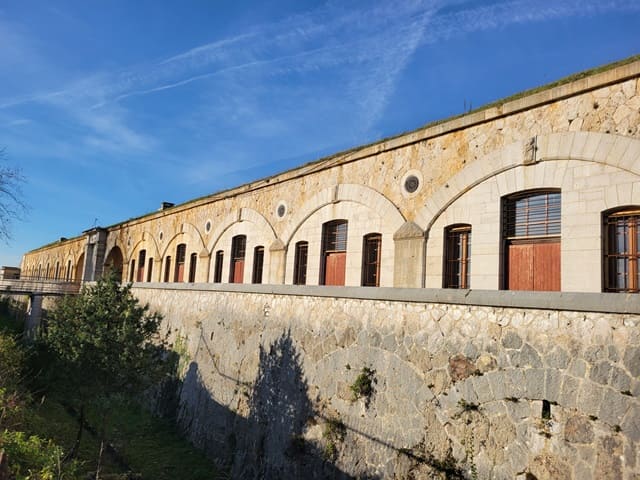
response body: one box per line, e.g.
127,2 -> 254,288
1,430 -> 79,480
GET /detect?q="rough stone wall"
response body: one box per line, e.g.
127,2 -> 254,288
133,285 -> 640,479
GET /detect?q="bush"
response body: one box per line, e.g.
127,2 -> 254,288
0,430 -> 79,480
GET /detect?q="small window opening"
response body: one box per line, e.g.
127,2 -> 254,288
541,400 -> 551,420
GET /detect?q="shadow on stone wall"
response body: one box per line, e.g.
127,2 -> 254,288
157,330 -> 380,479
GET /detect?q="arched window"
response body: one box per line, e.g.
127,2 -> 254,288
320,220 -> 348,286
443,224 -> 471,289
229,235 -> 246,283
188,253 -> 197,283
213,250 -> 224,283
361,233 -> 381,287
174,244 -> 186,282
137,250 -> 146,282
147,257 -> 154,282
502,190 -> 560,291
129,259 -> 136,283
603,207 -> 640,292
163,256 -> 172,282
252,246 -> 264,284
293,241 -> 308,285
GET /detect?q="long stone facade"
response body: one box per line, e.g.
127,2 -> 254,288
19,57 -> 640,478
20,57 -> 640,294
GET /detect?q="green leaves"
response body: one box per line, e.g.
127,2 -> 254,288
42,272 -> 167,403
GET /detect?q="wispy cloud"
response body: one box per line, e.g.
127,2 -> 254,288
1,0 -> 638,160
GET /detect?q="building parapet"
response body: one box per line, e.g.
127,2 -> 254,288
132,283 -> 640,315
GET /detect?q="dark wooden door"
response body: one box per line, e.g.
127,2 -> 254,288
324,252 -> 346,286
507,241 -> 560,291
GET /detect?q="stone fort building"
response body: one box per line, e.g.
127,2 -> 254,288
19,57 -> 640,479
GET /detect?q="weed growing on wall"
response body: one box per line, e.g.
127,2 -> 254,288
350,366 -> 376,407
322,416 -> 346,461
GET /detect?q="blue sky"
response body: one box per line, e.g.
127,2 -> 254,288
1,0 -> 639,267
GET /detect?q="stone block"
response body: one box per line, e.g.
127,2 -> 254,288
559,375 -> 581,409
564,415 -> 595,444
544,369 -> 563,403
577,381 -> 605,418
622,404 -> 640,442
472,375 -> 493,404
510,343 -> 543,369
623,345 -> 640,378
524,368 -> 546,400
599,390 -> 631,426
567,358 -> 587,378
501,331 -> 523,349
589,360 -> 613,385
609,365 -> 632,392
486,370 -> 507,400
504,369 -> 526,398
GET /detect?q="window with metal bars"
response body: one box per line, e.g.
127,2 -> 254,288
361,233 -> 381,287
293,241 -> 308,285
320,220 -> 348,285
213,250 -> 224,283
502,189 -> 561,291
503,190 -> 561,240
443,224 -> 471,289
252,246 -> 264,284
137,250 -> 146,282
188,253 -> 197,283
322,220 -> 348,251
603,208 -> 640,293
174,244 -> 186,282
229,235 -> 247,283
163,256 -> 171,282
147,257 -> 154,282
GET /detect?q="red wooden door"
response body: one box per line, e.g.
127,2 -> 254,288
324,252 -> 346,286
232,260 -> 244,283
533,241 -> 560,291
176,264 -> 184,282
507,241 -> 560,291
508,244 -> 533,290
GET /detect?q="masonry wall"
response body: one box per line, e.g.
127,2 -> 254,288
133,284 -> 640,479
21,60 -> 640,293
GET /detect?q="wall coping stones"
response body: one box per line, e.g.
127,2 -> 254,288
132,283 -> 640,314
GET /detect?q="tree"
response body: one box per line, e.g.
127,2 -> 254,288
0,148 -> 26,243
41,273 -> 169,475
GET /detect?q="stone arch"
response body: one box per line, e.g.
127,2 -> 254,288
281,184 -> 406,247
75,252 -> 85,282
126,231 -> 162,263
204,208 -> 277,284
205,208 -> 277,255
159,223 -> 205,259
416,132 -> 640,233
103,245 -> 124,282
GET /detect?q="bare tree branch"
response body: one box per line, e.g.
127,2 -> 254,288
0,148 -> 27,243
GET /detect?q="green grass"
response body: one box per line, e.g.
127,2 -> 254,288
24,387 -> 225,480
0,309 -> 225,480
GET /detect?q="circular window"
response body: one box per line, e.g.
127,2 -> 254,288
405,175 -> 420,193
401,170 -> 423,198
205,220 -> 212,233
276,201 -> 287,219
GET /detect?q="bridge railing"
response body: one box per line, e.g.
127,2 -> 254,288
0,276 -> 81,295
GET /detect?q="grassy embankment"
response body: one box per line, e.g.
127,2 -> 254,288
0,299 -> 225,480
